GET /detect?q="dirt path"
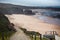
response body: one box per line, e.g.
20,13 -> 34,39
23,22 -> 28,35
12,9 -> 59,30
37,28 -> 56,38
10,25 -> 31,40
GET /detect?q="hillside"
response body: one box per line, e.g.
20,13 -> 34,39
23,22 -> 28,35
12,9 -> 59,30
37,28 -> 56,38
0,13 -> 16,32
0,3 -> 60,14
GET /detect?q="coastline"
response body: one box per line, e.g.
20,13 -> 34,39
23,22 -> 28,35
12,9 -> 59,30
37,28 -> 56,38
5,14 -> 60,35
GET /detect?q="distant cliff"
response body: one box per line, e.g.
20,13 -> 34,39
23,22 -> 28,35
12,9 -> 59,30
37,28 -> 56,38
0,3 -> 24,14
0,3 -> 60,14
0,3 -> 36,14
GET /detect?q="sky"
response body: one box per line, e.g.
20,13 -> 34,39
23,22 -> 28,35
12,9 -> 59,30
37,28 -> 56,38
0,0 -> 60,6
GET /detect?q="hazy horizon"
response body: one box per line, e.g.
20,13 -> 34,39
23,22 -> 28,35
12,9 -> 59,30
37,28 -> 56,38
0,0 -> 60,7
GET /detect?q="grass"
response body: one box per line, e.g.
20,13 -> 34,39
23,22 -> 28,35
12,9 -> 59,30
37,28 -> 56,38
31,36 -> 40,40
29,35 -> 49,40
0,31 -> 15,40
0,14 -> 16,40
42,37 -> 49,40
20,27 -> 49,40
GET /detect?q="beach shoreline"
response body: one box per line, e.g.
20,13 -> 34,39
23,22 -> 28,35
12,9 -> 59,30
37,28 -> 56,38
5,14 -> 60,35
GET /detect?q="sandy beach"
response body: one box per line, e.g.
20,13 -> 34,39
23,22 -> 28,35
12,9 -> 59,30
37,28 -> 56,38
5,14 -> 60,35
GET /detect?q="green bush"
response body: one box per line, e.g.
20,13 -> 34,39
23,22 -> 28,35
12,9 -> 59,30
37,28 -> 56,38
0,13 -> 16,40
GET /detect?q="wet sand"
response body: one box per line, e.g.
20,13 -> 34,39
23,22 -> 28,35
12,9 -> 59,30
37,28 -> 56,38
5,14 -> 60,35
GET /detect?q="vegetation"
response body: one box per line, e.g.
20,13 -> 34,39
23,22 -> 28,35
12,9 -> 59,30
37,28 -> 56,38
20,28 -> 49,40
24,9 -> 35,15
0,13 -> 16,40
